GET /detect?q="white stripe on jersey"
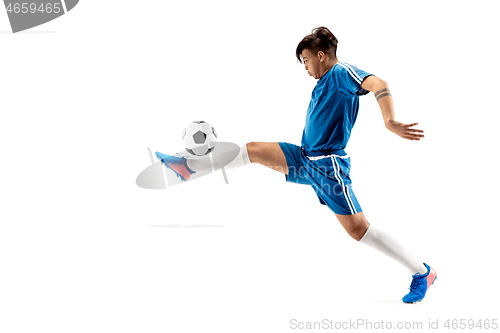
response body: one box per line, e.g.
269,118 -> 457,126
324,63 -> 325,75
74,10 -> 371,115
341,62 -> 363,82
338,62 -> 361,84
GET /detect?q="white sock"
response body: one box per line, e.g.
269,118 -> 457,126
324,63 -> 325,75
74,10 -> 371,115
186,144 -> 251,172
225,143 -> 251,170
359,225 -> 427,275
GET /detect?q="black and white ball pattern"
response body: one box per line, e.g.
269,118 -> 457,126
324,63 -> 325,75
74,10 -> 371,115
182,121 -> 218,156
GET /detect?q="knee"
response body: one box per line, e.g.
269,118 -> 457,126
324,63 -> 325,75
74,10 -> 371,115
347,220 -> 369,241
246,142 -> 260,164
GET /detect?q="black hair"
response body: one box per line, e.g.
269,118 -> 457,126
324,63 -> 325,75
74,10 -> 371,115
296,26 -> 338,63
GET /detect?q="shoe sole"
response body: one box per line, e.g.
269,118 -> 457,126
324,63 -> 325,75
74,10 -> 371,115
404,276 -> 437,304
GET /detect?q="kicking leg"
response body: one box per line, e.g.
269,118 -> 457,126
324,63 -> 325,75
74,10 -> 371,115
246,142 -> 288,174
182,141 -> 286,173
187,143 -> 251,172
156,141 -> 287,181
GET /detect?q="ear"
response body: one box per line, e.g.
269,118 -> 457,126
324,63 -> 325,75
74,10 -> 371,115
318,51 -> 325,62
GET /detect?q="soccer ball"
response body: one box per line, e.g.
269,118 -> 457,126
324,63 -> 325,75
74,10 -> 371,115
182,121 -> 218,156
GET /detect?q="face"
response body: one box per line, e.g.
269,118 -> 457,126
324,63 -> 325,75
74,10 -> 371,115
301,49 -> 323,79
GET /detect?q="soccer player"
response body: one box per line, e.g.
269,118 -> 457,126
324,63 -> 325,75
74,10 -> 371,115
155,27 -> 437,303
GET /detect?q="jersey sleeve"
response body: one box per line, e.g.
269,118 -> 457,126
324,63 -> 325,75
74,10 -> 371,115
337,62 -> 373,96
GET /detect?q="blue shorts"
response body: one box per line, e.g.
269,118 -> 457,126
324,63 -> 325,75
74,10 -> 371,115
278,142 -> 362,215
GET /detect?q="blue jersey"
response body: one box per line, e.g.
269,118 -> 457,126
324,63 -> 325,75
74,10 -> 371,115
301,62 -> 373,156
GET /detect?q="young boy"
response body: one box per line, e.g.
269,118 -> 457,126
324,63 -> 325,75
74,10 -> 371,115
155,27 -> 436,303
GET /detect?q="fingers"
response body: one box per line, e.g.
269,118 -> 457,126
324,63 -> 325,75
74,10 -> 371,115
403,135 -> 422,141
405,131 -> 425,139
408,128 -> 424,133
407,131 -> 425,137
405,122 -> 424,139
403,132 -> 424,140
393,121 -> 425,141
405,123 -> 424,131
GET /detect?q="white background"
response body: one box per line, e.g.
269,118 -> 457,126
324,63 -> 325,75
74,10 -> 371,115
1,1 -> 499,332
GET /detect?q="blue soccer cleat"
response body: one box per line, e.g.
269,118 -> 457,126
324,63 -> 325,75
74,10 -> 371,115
402,263 -> 437,303
155,152 -> 196,181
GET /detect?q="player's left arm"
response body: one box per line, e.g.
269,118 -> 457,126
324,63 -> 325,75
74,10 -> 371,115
361,75 -> 424,141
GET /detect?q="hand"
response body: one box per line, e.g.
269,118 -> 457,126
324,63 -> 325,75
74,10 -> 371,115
385,120 -> 425,141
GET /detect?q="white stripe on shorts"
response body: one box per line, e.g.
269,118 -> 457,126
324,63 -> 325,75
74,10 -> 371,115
307,153 -> 350,161
331,156 -> 357,215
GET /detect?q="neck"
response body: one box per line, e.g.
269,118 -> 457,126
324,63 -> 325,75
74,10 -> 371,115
320,58 -> 338,79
